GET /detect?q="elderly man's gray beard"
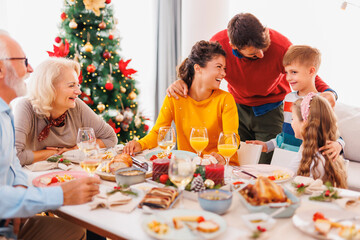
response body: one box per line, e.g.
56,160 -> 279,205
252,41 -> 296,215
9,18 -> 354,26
4,63 -> 28,97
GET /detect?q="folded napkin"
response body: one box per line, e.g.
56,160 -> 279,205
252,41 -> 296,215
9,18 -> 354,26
293,176 -> 326,195
335,196 -> 360,209
89,192 -> 138,213
25,161 -> 73,172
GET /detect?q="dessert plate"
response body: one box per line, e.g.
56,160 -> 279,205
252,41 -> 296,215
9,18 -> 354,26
142,209 -> 227,240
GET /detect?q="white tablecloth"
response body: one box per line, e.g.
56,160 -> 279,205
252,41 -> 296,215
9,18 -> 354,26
23,150 -> 360,240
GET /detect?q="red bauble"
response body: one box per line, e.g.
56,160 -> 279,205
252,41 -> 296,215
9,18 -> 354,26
55,37 -> 61,43
105,82 -> 114,91
105,0 -> 111,3
61,12 -> 67,20
87,64 -> 96,73
109,34 -> 114,40
144,125 -> 149,131
102,51 -> 111,59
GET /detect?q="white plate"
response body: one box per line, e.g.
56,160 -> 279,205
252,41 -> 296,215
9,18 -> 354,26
292,208 -> 360,240
142,209 -> 227,240
233,164 -> 294,183
62,149 -> 85,163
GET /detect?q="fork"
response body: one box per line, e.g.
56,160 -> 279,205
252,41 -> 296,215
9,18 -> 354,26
185,223 -> 205,240
333,216 -> 360,223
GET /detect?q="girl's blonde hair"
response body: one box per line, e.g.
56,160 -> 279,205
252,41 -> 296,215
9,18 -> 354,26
293,95 -> 347,188
27,57 -> 80,118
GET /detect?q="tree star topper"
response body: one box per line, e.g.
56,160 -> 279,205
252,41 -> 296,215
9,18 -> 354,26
83,0 -> 106,16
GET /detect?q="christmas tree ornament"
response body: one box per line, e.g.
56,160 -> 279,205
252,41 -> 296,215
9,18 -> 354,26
105,82 -> 114,90
83,0 -> 106,16
102,50 -> 111,59
84,42 -> 93,52
121,122 -> 129,131
114,18 -> 119,25
97,102 -> 105,113
144,125 -> 149,131
105,0 -> 111,4
118,59 -> 137,78
191,175 -> 206,192
69,19 -> 78,29
87,64 -> 96,73
123,108 -> 134,122
55,37 -> 61,43
204,179 -> 215,189
120,86 -> 126,93
61,12 -> 67,21
99,21 -> 107,29
47,39 -> 70,57
134,115 -> 141,128
128,91 -> 137,100
108,34 -> 114,40
116,113 -> 124,122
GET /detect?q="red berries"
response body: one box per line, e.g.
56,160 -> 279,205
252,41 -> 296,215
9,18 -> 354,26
159,174 -> 169,184
50,177 -> 58,184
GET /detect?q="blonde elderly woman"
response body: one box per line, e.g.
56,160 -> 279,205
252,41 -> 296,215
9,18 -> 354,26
14,57 -> 117,165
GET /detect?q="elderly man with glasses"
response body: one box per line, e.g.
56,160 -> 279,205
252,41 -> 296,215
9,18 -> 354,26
0,30 -> 100,240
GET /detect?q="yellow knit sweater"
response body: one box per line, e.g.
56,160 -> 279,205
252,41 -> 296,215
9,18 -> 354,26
138,89 -> 240,165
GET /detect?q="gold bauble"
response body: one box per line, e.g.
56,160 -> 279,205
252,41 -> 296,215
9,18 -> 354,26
69,19 -> 78,29
115,113 -> 124,122
120,86 -> 126,93
84,42 -> 93,52
97,102 -> 105,113
128,91 -> 137,100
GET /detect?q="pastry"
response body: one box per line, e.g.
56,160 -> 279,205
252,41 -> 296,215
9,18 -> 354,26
314,219 -> 332,236
106,153 -> 132,174
196,220 -> 220,233
138,187 -> 178,209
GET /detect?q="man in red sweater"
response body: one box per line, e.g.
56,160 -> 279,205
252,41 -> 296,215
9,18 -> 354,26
167,13 -> 336,164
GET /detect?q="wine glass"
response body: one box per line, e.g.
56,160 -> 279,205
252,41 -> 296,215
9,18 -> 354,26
77,127 -> 97,157
217,132 -> 238,184
157,126 -> 176,155
168,156 -> 196,208
190,127 -> 209,157
80,144 -> 102,177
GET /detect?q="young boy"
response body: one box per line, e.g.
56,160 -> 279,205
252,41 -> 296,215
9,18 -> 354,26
247,45 -> 344,158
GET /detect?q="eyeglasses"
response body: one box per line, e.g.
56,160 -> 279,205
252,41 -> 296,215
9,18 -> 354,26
0,57 -> 28,67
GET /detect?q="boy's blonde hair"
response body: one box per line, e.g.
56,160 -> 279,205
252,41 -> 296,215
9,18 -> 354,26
283,45 -> 321,73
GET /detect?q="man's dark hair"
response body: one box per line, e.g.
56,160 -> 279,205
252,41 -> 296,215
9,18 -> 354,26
227,13 -> 269,50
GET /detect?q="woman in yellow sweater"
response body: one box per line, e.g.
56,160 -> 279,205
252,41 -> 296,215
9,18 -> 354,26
124,40 -> 240,165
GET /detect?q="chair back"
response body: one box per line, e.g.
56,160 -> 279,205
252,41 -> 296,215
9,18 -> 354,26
271,148 -> 298,168
237,142 -> 262,165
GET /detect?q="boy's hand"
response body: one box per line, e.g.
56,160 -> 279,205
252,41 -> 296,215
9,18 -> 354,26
246,140 -> 268,152
319,140 -> 342,161
166,80 -> 188,99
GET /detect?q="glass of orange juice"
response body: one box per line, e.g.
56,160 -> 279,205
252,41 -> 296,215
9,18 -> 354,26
218,132 -> 238,183
190,127 -> 209,157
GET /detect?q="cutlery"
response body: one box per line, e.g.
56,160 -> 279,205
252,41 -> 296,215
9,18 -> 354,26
185,223 -> 205,240
240,170 -> 258,179
334,216 -> 360,222
131,156 -> 149,171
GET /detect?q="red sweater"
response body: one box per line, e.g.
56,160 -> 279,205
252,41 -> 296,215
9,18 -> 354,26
210,29 -> 330,106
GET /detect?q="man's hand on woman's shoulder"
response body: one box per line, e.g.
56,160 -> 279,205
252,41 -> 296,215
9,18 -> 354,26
166,80 -> 188,99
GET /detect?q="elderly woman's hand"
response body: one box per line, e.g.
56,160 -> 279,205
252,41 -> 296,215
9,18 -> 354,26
46,146 -> 77,155
123,140 -> 142,156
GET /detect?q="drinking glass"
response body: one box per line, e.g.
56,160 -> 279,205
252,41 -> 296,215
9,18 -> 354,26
168,156 -> 196,208
217,132 -> 238,184
190,127 -> 209,157
157,126 -> 176,154
77,127 -> 97,157
80,144 -> 101,177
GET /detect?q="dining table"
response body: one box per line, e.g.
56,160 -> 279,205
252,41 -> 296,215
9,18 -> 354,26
23,149 -> 360,240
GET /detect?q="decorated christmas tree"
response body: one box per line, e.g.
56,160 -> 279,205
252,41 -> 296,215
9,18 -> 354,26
48,0 -> 149,143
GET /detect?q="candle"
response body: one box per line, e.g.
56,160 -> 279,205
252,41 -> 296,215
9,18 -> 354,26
205,164 -> 224,186
152,158 -> 170,181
